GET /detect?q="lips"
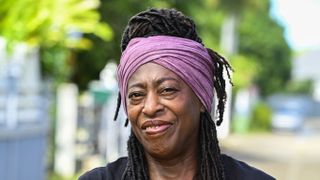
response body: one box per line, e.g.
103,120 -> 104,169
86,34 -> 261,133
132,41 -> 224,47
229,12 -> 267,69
141,120 -> 173,135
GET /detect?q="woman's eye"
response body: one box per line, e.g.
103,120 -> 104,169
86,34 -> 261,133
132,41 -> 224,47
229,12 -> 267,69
161,87 -> 178,95
128,92 -> 143,99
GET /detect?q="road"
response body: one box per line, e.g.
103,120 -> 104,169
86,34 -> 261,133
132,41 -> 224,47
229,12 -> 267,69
220,131 -> 320,180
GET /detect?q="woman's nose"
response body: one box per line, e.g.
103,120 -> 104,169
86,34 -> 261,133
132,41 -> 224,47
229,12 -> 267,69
142,93 -> 164,116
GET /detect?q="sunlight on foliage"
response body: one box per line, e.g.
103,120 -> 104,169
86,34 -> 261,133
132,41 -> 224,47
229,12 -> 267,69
231,55 -> 259,90
0,0 -> 113,51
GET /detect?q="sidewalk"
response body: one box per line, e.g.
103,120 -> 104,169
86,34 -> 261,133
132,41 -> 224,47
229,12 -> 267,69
220,132 -> 320,180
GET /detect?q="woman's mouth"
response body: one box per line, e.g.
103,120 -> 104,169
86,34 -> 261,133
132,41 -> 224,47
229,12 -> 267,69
145,124 -> 172,134
142,120 -> 173,135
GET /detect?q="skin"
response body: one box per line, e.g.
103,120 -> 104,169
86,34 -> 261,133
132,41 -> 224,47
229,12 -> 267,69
126,63 -> 203,180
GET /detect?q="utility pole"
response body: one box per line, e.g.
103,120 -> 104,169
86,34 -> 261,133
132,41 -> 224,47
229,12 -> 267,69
217,13 -> 238,139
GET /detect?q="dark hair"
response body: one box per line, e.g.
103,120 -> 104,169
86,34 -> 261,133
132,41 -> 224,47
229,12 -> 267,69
114,8 -> 232,180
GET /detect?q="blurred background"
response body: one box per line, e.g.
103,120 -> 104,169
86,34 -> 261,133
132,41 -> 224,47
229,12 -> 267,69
0,0 -> 319,179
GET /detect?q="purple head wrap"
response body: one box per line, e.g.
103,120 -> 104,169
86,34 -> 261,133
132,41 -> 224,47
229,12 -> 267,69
117,35 -> 214,114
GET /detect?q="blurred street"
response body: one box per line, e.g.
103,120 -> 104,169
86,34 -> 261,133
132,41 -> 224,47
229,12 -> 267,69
220,125 -> 320,180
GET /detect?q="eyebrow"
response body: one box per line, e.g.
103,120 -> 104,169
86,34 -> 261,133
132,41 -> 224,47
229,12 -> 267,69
128,77 -> 179,89
155,77 -> 179,86
128,83 -> 145,90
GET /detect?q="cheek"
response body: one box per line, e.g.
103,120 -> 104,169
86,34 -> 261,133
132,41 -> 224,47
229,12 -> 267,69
127,105 -> 142,125
179,94 -> 201,115
177,96 -> 202,128
127,108 -> 141,136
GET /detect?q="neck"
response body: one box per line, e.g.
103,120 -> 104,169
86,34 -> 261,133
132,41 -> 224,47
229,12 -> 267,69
146,144 -> 199,180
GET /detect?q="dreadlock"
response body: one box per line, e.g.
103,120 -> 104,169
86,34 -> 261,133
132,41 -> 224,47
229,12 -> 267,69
114,8 -> 233,180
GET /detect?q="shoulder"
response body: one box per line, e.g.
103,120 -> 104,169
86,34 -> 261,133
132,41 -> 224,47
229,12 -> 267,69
78,157 -> 128,180
221,154 -> 275,180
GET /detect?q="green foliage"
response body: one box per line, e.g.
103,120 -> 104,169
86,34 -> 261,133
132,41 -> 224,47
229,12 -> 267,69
231,55 -> 259,91
250,101 -> 272,131
40,45 -> 72,84
48,172 -> 80,180
0,0 -> 112,50
211,0 -> 263,14
190,6 -> 224,50
0,0 -> 113,84
184,0 -> 291,96
72,0 -> 153,90
283,80 -> 314,95
238,7 -> 291,96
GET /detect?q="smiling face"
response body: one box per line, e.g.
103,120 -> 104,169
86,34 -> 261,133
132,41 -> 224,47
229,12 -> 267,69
126,63 -> 202,160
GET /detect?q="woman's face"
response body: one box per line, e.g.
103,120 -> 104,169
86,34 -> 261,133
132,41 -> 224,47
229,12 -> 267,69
126,63 -> 202,159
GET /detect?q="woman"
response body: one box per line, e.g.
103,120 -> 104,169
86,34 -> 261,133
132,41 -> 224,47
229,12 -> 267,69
80,8 -> 275,180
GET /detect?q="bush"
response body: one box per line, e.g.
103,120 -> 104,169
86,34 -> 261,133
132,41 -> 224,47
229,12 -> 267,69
250,102 -> 272,131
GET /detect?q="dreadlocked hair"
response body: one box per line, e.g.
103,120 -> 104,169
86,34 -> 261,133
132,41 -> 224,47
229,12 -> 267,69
199,111 -> 225,180
121,129 -> 149,180
113,8 -> 233,180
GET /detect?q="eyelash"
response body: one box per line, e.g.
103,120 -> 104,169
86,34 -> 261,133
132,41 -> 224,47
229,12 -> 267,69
128,92 -> 144,99
161,87 -> 177,94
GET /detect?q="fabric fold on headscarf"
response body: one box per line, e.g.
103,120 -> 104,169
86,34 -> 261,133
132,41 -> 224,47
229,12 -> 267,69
117,35 -> 214,114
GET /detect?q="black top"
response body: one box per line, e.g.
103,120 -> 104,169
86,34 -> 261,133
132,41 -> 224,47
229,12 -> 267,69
79,154 -> 275,180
